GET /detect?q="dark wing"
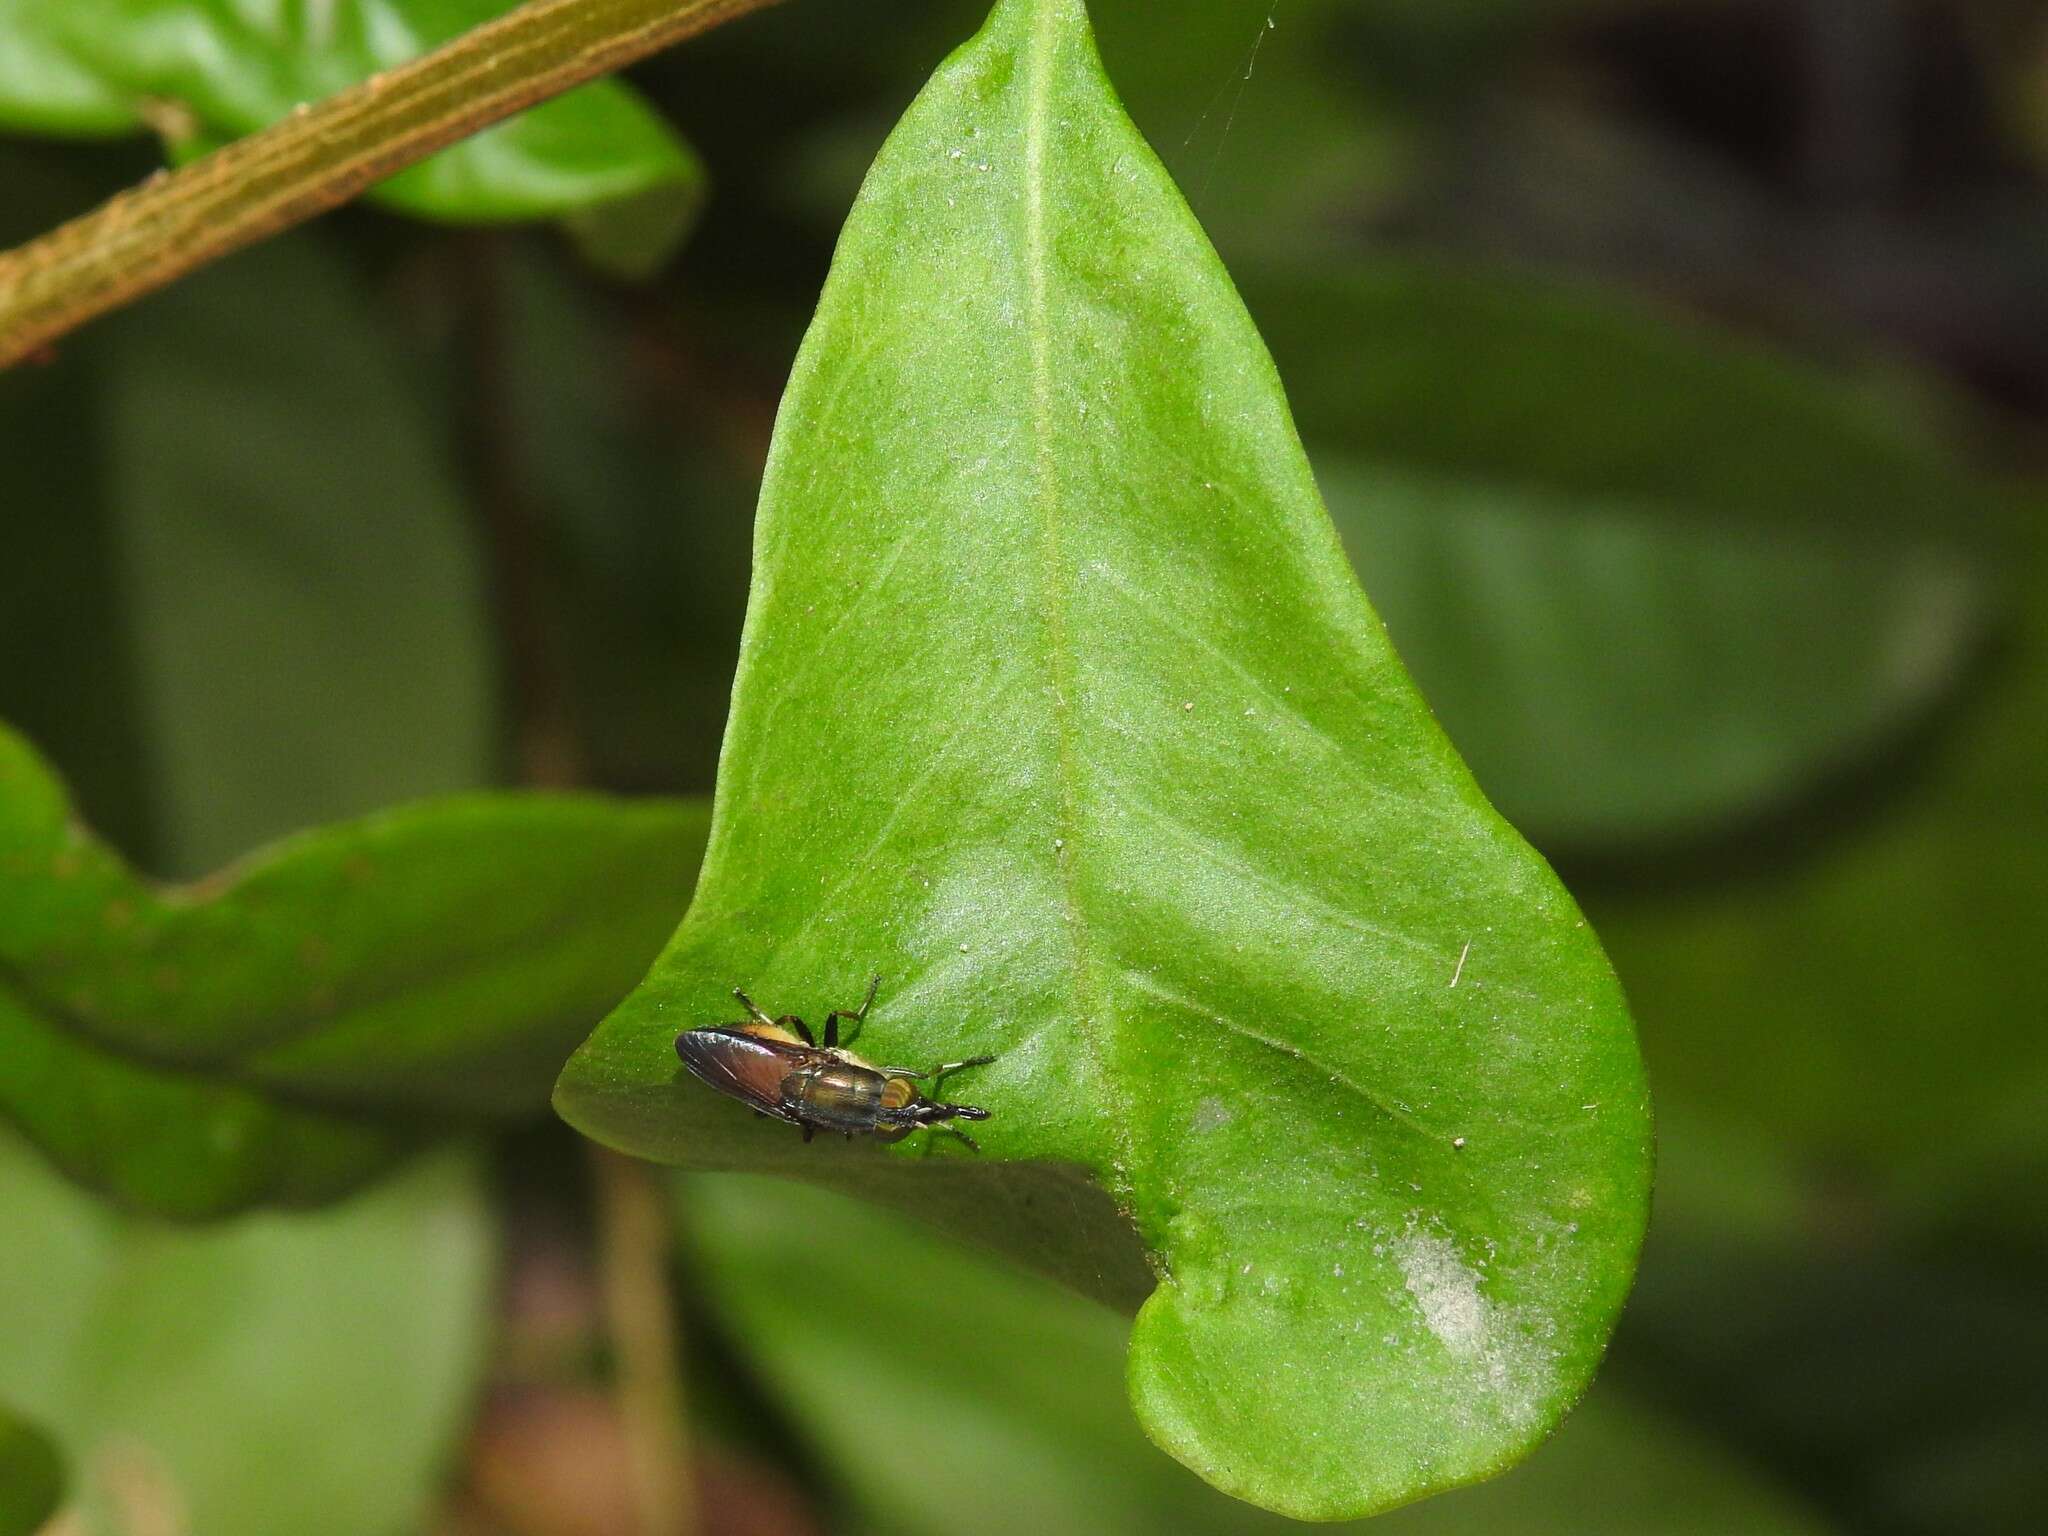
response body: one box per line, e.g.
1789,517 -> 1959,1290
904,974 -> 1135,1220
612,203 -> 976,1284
676,1028 -> 809,1124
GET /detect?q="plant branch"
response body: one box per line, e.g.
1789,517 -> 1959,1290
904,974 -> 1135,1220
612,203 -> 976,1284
445,232 -> 693,1534
0,0 -> 780,369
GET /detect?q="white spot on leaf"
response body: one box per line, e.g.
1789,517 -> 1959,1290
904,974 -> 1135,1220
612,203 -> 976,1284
1396,1230 -> 1488,1358
1393,1228 -> 1554,1432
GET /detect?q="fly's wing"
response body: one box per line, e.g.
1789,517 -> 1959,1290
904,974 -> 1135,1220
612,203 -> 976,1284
676,1028 -> 807,1124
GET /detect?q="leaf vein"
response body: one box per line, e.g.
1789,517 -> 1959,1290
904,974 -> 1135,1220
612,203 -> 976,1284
1117,966 -> 1443,1142
1024,4 -> 1138,1194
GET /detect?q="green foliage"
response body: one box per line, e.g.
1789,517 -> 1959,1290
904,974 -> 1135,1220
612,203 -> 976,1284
0,210 -> 506,880
78,231 -> 497,876
559,0 -> 1651,1517
0,1134 -> 492,1536
0,184 -> 711,1222
1594,537 -> 2048,1211
0,1401 -> 62,1536
683,1174 -> 1834,1536
3,0 -> 2030,1528
1240,261 -> 2003,847
0,721 -> 707,1215
0,0 -> 702,239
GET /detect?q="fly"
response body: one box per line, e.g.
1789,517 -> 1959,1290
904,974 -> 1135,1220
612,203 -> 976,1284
675,975 -> 995,1150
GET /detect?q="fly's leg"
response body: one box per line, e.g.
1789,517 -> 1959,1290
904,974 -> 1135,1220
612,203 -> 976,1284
736,986 -> 816,1046
879,1097 -> 989,1154
929,1054 -> 996,1096
872,1053 -> 992,1087
823,973 -> 882,1050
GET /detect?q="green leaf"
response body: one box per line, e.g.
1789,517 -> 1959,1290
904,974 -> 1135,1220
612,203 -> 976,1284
0,715 -> 706,1106
87,230 -> 496,876
557,0 -> 1650,1517
1244,262 -> 2001,848
683,1175 -> 1832,1536
0,224 -> 552,1219
0,5 -> 133,135
0,1132 -> 492,1536
1590,532 -> 2048,1216
0,211 -> 717,1220
0,1400 -> 63,1536
0,994 -> 414,1220
0,0 -> 703,233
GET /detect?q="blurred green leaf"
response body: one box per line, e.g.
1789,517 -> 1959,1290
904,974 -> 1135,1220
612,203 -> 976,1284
0,6 -> 130,135
0,1400 -> 63,1536
1243,261 -> 2002,848
0,1133 -> 492,1536
86,230 -> 495,876
0,993 -> 414,1220
683,1174 -> 1833,1536
4,223 -> 492,876
0,182 -> 713,1222
0,209 -> 569,1220
559,0 -> 1649,1518
0,720 -> 707,1214
1621,1219 -> 2048,1536
1590,535 -> 2048,1212
0,0 -> 703,236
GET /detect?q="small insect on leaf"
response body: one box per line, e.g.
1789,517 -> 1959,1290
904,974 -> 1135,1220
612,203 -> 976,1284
675,977 -> 995,1149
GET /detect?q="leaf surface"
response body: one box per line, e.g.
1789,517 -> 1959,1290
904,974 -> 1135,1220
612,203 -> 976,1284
0,0 -> 702,234
558,0 -> 1650,1516
0,722 -> 707,1215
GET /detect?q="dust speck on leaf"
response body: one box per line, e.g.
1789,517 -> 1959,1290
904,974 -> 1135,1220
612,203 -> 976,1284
1190,1095 -> 1233,1133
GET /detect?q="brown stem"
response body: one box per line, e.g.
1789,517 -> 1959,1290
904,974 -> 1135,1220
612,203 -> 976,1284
446,242 -> 691,1532
0,0 -> 780,369
590,1145 -> 698,1536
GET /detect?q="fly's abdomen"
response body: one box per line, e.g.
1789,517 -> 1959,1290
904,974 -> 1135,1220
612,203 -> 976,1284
783,1061 -> 885,1131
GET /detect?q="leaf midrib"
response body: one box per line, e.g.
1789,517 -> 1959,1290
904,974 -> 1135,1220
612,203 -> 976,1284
1020,0 -> 1135,1200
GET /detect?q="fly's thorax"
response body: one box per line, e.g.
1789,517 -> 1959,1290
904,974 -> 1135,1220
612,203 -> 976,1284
782,1055 -> 887,1130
